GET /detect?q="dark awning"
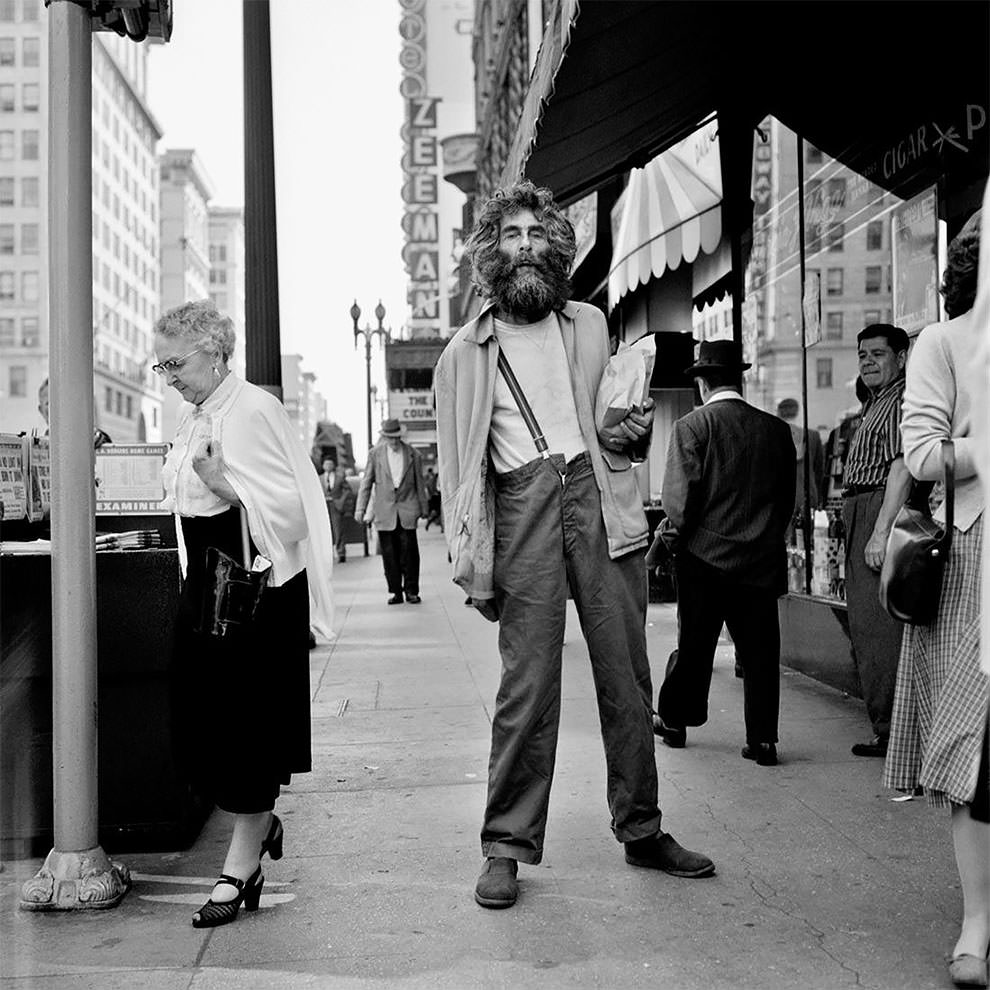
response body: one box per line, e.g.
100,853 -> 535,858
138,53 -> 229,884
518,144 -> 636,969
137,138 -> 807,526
513,1 -> 989,211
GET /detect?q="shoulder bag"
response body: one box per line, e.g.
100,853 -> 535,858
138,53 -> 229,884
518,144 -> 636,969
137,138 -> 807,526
879,439 -> 954,625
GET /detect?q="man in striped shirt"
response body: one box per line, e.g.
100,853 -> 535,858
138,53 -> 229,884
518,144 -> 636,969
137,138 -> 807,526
842,324 -> 913,757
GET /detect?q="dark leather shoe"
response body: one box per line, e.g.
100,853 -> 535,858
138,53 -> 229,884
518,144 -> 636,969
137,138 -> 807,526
624,832 -> 715,878
652,714 -> 686,748
851,736 -> 888,757
405,594 -> 421,604
474,857 -> 518,908
387,594 -> 403,605
741,742 -> 778,766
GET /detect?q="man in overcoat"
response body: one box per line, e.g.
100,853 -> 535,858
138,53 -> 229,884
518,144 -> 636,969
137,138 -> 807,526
653,340 -> 796,766
355,418 -> 429,604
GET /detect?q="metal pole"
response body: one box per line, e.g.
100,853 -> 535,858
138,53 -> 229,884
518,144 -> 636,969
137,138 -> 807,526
21,0 -> 128,910
796,133 -> 813,596
365,334 -> 373,452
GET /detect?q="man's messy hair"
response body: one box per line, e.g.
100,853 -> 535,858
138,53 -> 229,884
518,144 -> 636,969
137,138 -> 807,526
465,180 -> 576,298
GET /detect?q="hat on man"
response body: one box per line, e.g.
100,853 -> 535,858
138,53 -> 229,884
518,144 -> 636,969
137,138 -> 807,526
380,418 -> 404,438
683,339 -> 752,377
776,397 -> 800,419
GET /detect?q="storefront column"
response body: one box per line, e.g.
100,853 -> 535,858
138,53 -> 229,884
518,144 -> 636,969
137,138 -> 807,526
20,0 -> 129,911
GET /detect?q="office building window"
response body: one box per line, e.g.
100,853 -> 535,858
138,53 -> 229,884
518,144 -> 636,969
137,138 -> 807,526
22,128 -> 38,160
826,267 -> 843,296
0,317 -> 13,345
23,36 -> 38,66
0,84 -> 13,111
0,2 -> 15,22
22,82 -> 38,112
865,265 -> 883,294
21,222 -> 37,253
806,145 -> 823,164
105,386 -> 113,412
826,177 -> 847,209
9,365 -> 27,398
22,0 -> 39,21
864,309 -> 881,326
115,390 -> 123,415
0,129 -> 13,159
21,270 -> 38,302
0,223 -> 12,253
0,270 -> 12,300
0,37 -> 14,65
125,394 -> 133,419
816,357 -> 833,389
825,311 -> 843,340
21,315 -> 37,345
0,176 -> 12,205
826,221 -> 844,252
867,220 -> 883,250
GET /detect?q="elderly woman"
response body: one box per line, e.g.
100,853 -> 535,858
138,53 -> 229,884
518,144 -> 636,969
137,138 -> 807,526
155,300 -> 333,928
883,213 -> 989,989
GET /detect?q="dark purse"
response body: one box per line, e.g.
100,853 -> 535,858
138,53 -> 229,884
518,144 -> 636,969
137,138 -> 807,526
197,508 -> 272,640
879,439 -> 954,626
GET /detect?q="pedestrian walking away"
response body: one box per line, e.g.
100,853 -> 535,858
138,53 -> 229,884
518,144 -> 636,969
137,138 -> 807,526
651,339 -> 795,767
356,418 -> 429,604
842,322 -> 914,757
881,212 -> 990,990
435,180 -> 714,911
154,300 -> 334,929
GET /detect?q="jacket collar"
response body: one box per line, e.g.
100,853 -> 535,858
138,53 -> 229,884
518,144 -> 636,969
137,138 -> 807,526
463,299 -> 580,344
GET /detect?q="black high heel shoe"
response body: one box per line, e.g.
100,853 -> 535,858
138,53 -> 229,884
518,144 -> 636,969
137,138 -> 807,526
260,814 -> 284,861
191,866 -> 263,929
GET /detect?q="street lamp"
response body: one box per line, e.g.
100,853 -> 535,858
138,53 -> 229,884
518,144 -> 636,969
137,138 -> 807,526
351,299 -> 390,452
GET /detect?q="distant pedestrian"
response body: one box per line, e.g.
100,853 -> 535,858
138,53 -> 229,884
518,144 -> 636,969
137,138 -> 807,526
652,340 -> 795,766
355,418 -> 429,604
154,299 -> 334,929
322,456 -> 356,563
424,467 -> 443,531
843,323 -> 913,757
882,213 -> 989,989
436,180 -> 714,911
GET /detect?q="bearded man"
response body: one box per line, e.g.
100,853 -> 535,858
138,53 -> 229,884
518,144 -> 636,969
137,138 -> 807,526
435,181 -> 715,910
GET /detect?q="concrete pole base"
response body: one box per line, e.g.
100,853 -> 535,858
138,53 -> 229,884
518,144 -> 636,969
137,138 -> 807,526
19,847 -> 130,911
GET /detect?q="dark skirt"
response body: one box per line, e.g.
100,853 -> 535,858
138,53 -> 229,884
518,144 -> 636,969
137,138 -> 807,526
171,508 -> 312,813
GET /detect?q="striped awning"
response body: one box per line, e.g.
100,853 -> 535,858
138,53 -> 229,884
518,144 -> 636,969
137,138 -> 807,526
608,125 -> 723,311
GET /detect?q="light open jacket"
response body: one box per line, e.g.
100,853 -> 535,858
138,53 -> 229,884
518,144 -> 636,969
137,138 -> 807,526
166,373 -> 335,641
434,299 -> 650,607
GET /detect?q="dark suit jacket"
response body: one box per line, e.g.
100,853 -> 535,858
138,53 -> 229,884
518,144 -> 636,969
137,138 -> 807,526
662,395 -> 796,593
355,440 -> 429,531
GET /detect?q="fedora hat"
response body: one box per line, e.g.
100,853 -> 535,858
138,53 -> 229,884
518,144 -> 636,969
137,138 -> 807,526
380,418 -> 404,438
684,339 -> 751,376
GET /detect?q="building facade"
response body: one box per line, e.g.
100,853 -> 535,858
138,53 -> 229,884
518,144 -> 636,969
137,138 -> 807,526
281,352 -> 327,452
208,205 -> 246,379
0,4 -> 163,440
158,147 -> 213,439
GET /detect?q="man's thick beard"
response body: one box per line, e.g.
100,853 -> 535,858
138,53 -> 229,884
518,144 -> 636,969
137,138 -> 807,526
486,253 -> 571,323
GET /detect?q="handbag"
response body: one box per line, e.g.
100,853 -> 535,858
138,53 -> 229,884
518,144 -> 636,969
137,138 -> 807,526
196,508 -> 272,640
879,439 -> 954,625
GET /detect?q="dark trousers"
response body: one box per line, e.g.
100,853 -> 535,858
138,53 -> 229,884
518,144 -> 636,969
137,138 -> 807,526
377,521 -> 420,596
328,505 -> 348,560
657,552 -> 781,744
843,491 -> 904,739
483,452 -> 661,865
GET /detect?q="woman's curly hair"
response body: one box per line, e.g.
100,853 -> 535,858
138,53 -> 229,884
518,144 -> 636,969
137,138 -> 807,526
465,180 -> 576,299
941,209 -> 981,318
154,299 -> 236,361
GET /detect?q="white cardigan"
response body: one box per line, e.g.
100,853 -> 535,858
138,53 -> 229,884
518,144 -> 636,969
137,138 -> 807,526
165,373 -> 335,640
901,312 -> 983,533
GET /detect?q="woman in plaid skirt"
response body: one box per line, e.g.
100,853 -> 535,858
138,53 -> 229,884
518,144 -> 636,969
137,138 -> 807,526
883,213 -> 989,989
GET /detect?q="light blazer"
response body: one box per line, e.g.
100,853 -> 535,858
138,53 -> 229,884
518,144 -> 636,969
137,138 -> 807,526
662,395 -> 796,594
355,440 -> 428,531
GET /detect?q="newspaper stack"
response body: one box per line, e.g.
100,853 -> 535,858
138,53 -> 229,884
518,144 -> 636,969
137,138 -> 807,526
94,530 -> 163,551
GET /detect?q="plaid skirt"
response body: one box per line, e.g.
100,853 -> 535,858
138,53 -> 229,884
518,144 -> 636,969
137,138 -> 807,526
883,515 -> 989,808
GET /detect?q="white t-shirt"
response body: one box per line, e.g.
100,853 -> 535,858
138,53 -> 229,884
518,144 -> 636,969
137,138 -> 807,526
490,313 -> 586,474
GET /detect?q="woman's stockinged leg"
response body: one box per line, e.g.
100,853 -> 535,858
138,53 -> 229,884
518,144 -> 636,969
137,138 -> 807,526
211,811 -> 273,903
951,804 -> 990,959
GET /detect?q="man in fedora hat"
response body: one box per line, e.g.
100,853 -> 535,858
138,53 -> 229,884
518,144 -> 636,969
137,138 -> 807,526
652,339 -> 795,766
355,418 -> 429,604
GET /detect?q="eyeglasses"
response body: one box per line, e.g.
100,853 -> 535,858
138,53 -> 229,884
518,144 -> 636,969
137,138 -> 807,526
151,346 -> 204,377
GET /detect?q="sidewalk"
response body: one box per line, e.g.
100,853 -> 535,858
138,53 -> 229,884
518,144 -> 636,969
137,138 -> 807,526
0,528 -> 961,989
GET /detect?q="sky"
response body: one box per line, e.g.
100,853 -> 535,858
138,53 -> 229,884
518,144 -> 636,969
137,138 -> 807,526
146,0 -> 408,451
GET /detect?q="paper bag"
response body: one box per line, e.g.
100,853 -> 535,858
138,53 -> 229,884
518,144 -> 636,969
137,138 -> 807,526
595,335 -> 656,428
